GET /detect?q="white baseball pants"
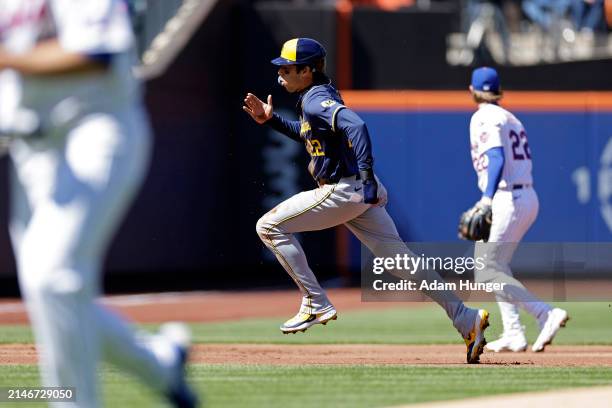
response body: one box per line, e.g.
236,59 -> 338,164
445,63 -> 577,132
475,187 -> 552,333
256,176 -> 477,338
10,106 -> 176,407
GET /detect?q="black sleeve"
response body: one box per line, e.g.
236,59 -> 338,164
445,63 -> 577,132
265,112 -> 302,142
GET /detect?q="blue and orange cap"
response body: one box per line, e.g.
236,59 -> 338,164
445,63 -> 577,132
471,67 -> 501,93
271,38 -> 326,66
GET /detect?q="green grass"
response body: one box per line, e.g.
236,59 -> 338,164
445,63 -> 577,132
2,302 -> 611,407
2,302 -> 612,345
0,364 -> 611,408
0,325 -> 35,344
176,301 -> 612,345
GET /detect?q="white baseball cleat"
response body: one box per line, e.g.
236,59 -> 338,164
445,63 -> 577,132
532,308 -> 569,352
280,308 -> 338,334
485,329 -> 528,352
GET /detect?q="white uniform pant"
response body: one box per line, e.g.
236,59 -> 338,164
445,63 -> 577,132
10,107 -> 174,407
256,176 -> 476,338
475,187 -> 552,333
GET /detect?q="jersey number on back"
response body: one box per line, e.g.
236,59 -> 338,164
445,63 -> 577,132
509,130 -> 532,160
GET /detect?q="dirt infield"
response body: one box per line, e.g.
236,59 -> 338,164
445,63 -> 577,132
0,344 -> 37,365
190,344 -> 612,366
2,343 -> 612,367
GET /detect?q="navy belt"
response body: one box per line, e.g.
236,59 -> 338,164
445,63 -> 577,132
512,184 -> 531,190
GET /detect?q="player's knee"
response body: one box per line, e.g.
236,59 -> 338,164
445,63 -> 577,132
18,242 -> 94,299
21,268 -> 91,303
256,213 -> 282,241
256,215 -> 270,240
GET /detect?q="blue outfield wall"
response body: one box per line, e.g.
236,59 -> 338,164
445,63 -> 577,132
356,110 -> 612,242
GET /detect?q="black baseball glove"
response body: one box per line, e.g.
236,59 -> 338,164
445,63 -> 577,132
458,201 -> 493,241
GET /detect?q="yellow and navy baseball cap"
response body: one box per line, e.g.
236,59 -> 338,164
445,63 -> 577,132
471,67 -> 501,93
271,38 -> 326,66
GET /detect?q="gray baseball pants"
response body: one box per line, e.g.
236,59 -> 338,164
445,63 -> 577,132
256,175 -> 477,338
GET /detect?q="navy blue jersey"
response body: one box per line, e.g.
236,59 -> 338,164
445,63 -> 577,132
267,81 -> 374,183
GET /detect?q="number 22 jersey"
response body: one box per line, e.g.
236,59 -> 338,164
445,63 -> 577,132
469,103 -> 533,193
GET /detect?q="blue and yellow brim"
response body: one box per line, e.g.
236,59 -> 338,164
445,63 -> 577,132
271,57 -> 296,66
271,38 -> 299,65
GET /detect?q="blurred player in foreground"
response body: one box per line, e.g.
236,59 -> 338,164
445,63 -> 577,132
0,0 -> 197,406
244,37 -> 490,364
462,67 -> 569,353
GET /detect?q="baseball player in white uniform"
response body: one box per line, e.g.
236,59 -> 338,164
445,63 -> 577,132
244,38 -> 490,364
0,1 -> 197,406
467,67 -> 569,353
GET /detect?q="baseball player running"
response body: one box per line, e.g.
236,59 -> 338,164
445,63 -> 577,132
463,67 -> 569,353
0,1 -> 197,406
244,38 -> 490,363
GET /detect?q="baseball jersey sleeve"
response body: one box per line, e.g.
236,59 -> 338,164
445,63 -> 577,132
304,96 -> 346,132
50,0 -> 134,55
266,112 -> 302,142
483,146 -> 504,198
335,108 -> 374,171
472,111 -> 504,156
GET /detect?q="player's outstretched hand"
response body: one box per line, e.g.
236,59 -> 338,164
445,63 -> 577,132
243,93 -> 273,124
